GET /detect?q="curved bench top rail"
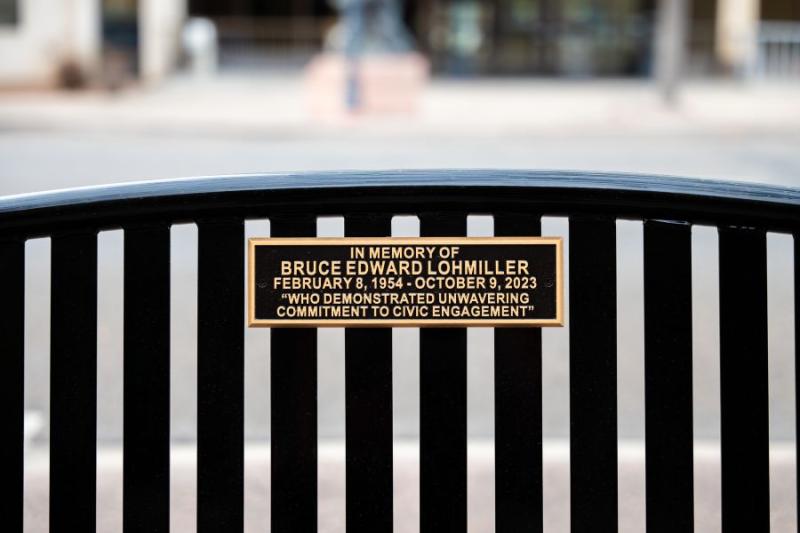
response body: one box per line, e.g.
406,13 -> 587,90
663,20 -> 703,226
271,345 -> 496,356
0,170 -> 798,238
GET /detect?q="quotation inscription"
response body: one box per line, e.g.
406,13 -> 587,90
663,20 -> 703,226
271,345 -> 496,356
248,237 -> 562,327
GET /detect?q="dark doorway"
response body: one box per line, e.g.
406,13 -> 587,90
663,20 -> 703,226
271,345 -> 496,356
189,0 -> 336,68
102,0 -> 140,83
422,0 -> 654,76
761,0 -> 800,21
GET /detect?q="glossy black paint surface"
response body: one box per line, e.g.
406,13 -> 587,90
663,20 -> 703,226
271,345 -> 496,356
270,215 -> 318,533
49,231 -> 97,533
644,221 -> 694,533
2,170 -> 798,533
345,214 -> 394,533
124,224 -> 171,533
419,213 -> 467,533
569,217 -> 618,533
494,213 -> 543,533
1,170 -> 799,236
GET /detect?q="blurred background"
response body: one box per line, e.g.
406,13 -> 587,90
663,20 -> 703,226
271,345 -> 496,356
1,0 -> 799,84
1,0 -> 799,532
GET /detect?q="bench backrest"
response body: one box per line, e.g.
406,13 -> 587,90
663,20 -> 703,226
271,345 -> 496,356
1,170 -> 798,532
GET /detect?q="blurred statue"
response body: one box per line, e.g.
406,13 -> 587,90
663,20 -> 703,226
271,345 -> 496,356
324,0 -> 414,56
305,0 -> 429,117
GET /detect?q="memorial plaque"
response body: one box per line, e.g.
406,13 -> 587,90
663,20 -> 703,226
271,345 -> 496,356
248,237 -> 563,327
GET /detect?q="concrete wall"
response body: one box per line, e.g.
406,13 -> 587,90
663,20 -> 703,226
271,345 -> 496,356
139,0 -> 186,84
0,0 -> 187,87
0,0 -> 99,86
716,0 -> 760,74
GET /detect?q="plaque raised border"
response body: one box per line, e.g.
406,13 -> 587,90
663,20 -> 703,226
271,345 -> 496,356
248,237 -> 563,328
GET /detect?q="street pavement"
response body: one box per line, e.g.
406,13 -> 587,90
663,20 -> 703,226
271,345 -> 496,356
3,74 -> 799,532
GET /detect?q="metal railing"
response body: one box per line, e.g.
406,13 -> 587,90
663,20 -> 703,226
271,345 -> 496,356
1,170 -> 799,532
754,21 -> 800,79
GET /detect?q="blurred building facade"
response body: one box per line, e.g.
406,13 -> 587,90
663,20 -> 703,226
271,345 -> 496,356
0,0 -> 798,87
0,0 -> 185,87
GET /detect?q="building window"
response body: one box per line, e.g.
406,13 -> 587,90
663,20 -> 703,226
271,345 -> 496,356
0,0 -> 18,26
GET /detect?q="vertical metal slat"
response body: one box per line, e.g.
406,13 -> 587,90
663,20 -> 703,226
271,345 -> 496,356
569,217 -> 618,533
271,215 -> 318,533
719,226 -> 769,531
643,220 -> 694,533
124,224 -> 171,533
0,238 -> 24,533
50,230 -> 98,532
796,232 -> 800,533
420,213 -> 467,533
494,213 -> 543,533
198,219 -> 245,533
345,214 -> 394,533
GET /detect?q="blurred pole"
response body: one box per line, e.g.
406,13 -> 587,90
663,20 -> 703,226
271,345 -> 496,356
140,0 -> 188,84
715,0 -> 760,77
344,0 -> 364,112
654,0 -> 689,105
182,18 -> 219,79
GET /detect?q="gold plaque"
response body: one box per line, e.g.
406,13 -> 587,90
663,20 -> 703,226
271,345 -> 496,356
248,237 -> 563,327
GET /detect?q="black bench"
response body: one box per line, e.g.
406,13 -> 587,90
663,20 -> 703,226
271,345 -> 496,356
1,170 -> 798,533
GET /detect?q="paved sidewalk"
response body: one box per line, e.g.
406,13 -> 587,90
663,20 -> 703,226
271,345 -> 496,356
1,75 -> 799,137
